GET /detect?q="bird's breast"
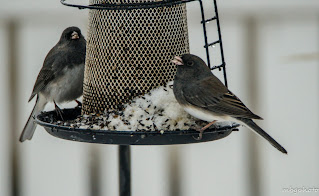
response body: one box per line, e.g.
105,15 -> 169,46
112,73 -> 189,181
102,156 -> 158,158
44,64 -> 84,103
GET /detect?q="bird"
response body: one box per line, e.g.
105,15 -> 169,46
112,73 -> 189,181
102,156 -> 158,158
172,54 -> 287,154
19,26 -> 86,142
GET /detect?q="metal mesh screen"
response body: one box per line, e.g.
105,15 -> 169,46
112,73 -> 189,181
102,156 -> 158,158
82,0 -> 190,114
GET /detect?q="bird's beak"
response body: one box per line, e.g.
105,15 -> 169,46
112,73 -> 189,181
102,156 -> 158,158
71,31 -> 79,40
171,56 -> 184,66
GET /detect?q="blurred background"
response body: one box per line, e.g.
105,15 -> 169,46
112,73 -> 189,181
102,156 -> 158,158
0,0 -> 318,196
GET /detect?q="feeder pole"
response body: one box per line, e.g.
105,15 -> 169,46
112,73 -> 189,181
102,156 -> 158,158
119,145 -> 131,196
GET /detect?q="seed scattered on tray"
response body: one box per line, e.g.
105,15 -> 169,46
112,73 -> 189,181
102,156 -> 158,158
55,81 -> 235,131
63,81 -> 195,131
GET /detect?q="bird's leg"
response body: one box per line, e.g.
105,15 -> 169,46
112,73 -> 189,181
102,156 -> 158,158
54,101 -> 64,121
194,120 -> 217,140
75,100 -> 82,107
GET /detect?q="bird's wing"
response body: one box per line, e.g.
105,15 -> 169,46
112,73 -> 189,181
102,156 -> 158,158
28,46 -> 69,102
182,77 -> 262,119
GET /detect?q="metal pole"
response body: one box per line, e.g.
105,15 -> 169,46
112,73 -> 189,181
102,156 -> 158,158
119,145 -> 131,196
89,146 -> 101,196
168,146 -> 181,196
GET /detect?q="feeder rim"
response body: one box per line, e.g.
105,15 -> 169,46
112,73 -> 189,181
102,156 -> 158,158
61,0 -> 197,10
35,111 -> 240,136
35,108 -> 240,145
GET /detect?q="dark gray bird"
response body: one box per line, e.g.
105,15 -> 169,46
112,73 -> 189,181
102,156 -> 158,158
172,54 -> 287,154
20,26 -> 86,142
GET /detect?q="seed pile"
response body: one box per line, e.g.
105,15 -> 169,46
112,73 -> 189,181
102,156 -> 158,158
67,81 -> 200,131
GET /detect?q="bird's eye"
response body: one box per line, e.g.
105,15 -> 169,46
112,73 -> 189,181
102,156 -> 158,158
187,61 -> 194,66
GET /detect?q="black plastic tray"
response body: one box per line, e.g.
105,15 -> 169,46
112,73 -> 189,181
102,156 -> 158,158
35,107 -> 239,145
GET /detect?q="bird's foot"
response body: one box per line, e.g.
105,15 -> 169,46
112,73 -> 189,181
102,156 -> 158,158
55,107 -> 64,121
75,100 -> 82,108
192,120 -> 217,140
193,128 -> 204,140
54,101 -> 64,121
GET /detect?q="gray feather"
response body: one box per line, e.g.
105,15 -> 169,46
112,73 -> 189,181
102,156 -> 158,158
20,95 -> 46,142
237,117 -> 287,154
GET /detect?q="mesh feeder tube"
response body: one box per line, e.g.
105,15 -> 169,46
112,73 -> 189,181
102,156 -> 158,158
82,0 -> 190,114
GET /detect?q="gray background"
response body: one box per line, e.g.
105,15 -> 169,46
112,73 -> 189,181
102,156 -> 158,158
0,0 -> 318,196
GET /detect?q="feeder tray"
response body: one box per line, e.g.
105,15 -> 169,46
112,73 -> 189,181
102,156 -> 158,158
36,107 -> 240,145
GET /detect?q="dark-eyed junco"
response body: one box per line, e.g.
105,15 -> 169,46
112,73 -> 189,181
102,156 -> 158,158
172,54 -> 287,154
19,26 -> 86,142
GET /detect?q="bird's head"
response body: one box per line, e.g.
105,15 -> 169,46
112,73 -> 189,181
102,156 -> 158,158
171,54 -> 212,80
60,26 -> 83,43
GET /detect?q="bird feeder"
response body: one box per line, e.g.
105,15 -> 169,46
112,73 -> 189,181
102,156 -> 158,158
36,0 -> 239,195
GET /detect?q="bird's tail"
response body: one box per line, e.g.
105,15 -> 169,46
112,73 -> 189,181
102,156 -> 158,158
20,95 -> 46,142
238,118 -> 287,154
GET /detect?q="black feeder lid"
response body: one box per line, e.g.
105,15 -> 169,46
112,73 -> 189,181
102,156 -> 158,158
35,107 -> 240,145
